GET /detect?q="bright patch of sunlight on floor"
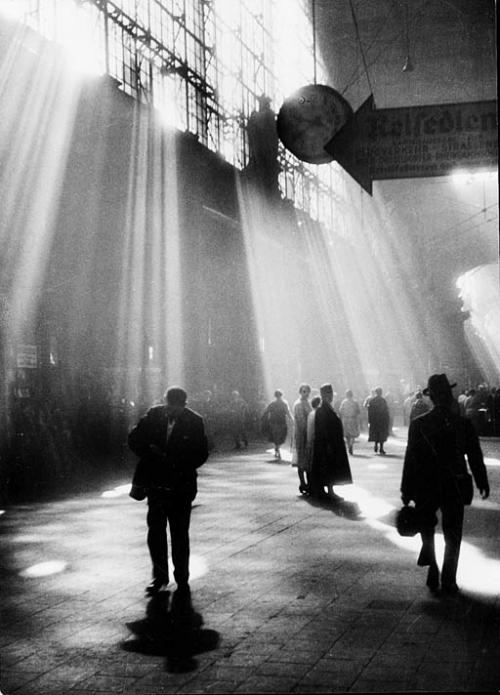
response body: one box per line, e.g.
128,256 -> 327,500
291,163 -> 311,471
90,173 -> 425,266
354,486 -> 500,597
164,555 -> 208,583
474,498 -> 500,511
20,560 -> 67,577
457,541 -> 500,595
485,456 -> 500,467
387,437 -> 407,449
189,554 -> 209,581
340,484 -> 395,519
101,484 -> 132,498
266,446 -> 292,463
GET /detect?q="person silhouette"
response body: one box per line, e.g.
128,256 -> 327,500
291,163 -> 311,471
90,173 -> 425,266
128,386 -> 209,596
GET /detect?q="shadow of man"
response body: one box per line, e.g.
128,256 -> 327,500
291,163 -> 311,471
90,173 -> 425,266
123,588 -> 220,673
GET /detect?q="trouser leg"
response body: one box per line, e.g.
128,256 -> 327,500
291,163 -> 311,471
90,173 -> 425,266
418,531 -> 437,567
168,496 -> 192,586
146,498 -> 169,582
417,500 -> 438,567
441,500 -> 464,588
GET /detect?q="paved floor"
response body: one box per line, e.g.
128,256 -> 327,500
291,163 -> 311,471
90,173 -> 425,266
1,427 -> 499,694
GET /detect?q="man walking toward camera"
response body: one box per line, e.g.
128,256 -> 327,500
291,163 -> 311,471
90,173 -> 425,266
128,386 -> 209,596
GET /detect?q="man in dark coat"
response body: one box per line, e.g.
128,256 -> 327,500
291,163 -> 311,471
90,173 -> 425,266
367,387 -> 390,454
128,386 -> 209,596
309,383 -> 353,501
401,374 -> 490,595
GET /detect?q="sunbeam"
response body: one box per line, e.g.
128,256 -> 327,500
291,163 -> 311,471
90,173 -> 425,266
115,105 -> 184,405
0,24 -> 82,344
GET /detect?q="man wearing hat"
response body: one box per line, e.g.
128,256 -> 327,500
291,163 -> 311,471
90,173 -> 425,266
401,374 -> 490,595
308,383 -> 353,501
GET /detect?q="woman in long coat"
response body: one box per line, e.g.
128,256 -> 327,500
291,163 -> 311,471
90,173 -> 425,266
262,390 -> 294,459
308,384 -> 353,500
292,383 -> 312,492
368,387 -> 390,455
339,389 -> 361,455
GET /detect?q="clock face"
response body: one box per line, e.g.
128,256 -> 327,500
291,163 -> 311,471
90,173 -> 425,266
277,84 -> 353,164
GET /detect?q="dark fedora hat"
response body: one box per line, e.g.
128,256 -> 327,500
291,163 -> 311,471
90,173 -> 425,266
423,374 -> 457,396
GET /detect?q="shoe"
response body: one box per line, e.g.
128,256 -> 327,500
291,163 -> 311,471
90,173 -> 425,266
176,582 -> 191,596
426,565 -> 440,592
348,446 -> 353,455
440,582 -> 459,596
380,449 -> 386,455
374,445 -> 378,453
145,578 -> 168,595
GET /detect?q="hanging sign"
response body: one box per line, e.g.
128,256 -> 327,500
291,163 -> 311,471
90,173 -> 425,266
325,95 -> 498,194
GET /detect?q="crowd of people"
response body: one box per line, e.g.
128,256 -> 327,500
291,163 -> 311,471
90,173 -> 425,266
260,383 -> 393,500
404,383 -> 500,436
259,384 -> 393,465
0,363 -> 495,601
126,374 -> 491,599
2,373 -> 498,506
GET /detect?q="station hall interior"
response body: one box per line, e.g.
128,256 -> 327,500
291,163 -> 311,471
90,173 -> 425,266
0,2 -> 499,694
0,0 -> 498,502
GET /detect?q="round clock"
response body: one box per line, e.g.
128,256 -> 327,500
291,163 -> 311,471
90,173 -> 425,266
277,84 -> 353,164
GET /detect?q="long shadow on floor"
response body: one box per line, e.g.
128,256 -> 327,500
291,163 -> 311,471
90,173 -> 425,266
122,589 -> 220,673
299,490 -> 362,521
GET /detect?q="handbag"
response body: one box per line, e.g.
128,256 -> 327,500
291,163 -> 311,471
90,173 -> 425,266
396,505 -> 422,537
455,472 -> 473,505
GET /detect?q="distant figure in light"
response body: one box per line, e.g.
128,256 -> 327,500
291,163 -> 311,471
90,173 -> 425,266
262,390 -> 294,460
362,388 -> 376,431
292,383 -> 312,493
367,387 -> 390,455
401,374 -> 490,595
339,389 -> 361,455
229,390 -> 249,450
308,383 -> 353,502
403,391 -> 416,426
128,387 -> 209,597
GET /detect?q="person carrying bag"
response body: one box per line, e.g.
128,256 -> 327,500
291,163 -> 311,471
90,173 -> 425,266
400,374 -> 490,595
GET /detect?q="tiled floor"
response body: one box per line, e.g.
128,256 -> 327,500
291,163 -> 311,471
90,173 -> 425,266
1,428 -> 499,693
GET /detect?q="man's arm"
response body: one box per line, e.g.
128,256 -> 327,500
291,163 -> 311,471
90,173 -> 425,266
463,418 -> 490,499
192,415 -> 209,468
128,414 -> 151,458
128,407 -> 164,460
